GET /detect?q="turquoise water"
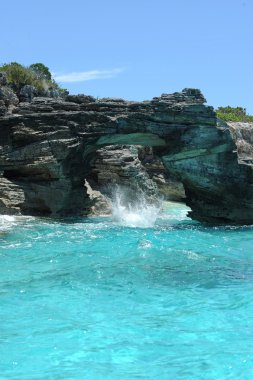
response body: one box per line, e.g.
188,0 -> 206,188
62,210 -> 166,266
0,203 -> 253,379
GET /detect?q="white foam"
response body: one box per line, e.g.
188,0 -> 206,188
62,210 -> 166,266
0,214 -> 35,233
0,215 -> 17,233
1,215 -> 16,222
111,188 -> 160,228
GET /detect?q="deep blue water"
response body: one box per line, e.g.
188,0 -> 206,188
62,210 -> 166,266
0,203 -> 253,379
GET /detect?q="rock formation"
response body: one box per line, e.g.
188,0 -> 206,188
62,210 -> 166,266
88,145 -> 159,203
138,146 -> 185,201
0,87 -> 252,224
88,145 -> 185,206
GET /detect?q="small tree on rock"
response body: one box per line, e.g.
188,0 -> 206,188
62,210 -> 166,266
29,63 -> 52,81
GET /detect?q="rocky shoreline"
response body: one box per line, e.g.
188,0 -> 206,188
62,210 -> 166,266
0,79 -> 253,224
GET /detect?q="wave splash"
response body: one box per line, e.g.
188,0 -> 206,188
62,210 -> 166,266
0,215 -> 17,233
0,215 -> 36,234
111,187 -> 161,228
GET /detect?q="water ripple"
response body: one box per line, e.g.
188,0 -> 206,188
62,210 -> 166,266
1,203 -> 253,379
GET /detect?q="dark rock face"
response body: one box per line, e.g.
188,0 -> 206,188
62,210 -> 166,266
0,72 -> 19,116
163,122 -> 251,224
88,145 -> 159,203
0,86 -> 19,110
86,144 -> 185,216
0,72 -> 7,86
138,146 -> 185,201
0,88 -> 252,224
19,85 -> 38,102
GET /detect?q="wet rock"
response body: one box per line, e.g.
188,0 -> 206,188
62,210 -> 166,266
85,180 -> 111,215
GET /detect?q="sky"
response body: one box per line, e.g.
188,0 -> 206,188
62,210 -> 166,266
1,0 -> 253,112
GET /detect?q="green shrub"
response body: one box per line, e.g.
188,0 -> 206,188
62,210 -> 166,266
29,63 -> 52,81
0,62 -> 35,93
0,62 -> 64,97
216,106 -> 253,122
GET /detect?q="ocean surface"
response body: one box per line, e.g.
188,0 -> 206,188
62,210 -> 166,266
0,202 -> 253,380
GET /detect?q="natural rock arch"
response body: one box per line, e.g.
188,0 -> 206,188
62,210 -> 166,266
0,89 -> 253,223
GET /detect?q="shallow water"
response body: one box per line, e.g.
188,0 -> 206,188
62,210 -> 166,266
0,203 -> 253,379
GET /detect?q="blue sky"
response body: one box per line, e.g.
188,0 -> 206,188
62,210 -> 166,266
2,0 -> 252,112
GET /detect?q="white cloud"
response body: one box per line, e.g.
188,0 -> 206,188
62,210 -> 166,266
53,68 -> 124,83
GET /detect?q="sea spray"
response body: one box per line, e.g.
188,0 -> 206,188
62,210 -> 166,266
0,215 -> 16,233
0,215 -> 36,234
111,186 -> 161,227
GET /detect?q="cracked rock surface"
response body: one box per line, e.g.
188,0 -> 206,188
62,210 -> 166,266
0,88 -> 252,223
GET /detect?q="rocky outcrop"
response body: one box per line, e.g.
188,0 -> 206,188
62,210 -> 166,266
88,144 -> 185,203
88,145 -> 159,203
163,120 -> 252,224
0,88 -> 252,224
138,147 -> 185,201
227,122 -> 253,165
0,86 -> 19,115
19,85 -> 38,103
84,180 -> 111,216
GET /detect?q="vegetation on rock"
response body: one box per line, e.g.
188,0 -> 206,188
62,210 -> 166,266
216,106 -> 253,122
29,63 -> 52,81
0,62 -> 66,97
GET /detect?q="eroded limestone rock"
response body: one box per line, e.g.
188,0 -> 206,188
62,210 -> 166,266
88,145 -> 158,204
19,85 -> 38,102
0,88 -> 252,223
0,86 -> 19,108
